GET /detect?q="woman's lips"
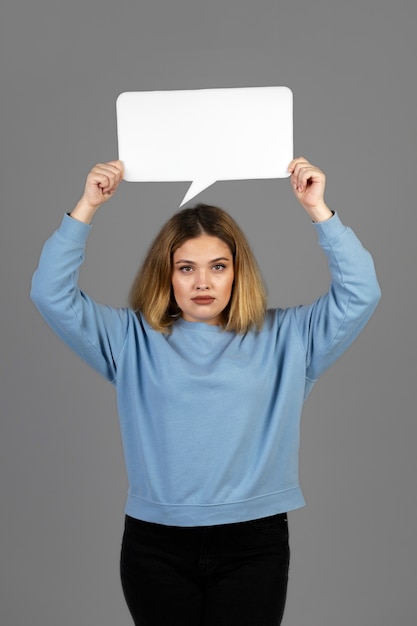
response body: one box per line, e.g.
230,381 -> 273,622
191,296 -> 215,304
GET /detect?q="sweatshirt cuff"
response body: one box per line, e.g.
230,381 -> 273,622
313,211 -> 347,245
57,213 -> 92,245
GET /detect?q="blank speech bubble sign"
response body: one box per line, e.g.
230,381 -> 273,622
116,86 -> 293,207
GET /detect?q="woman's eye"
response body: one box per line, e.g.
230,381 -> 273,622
178,264 -> 226,272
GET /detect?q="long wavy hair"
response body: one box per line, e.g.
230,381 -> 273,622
128,203 -> 267,333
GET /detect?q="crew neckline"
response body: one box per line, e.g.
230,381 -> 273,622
174,317 -> 227,333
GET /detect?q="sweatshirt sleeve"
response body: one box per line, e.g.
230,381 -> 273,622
292,212 -> 381,384
30,214 -> 130,383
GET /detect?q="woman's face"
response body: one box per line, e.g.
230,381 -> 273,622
172,235 -> 234,325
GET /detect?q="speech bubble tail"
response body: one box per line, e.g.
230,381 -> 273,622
179,179 -> 217,207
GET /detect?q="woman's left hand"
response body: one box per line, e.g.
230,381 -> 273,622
288,157 -> 333,222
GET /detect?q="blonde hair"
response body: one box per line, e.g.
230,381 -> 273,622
128,204 -> 267,333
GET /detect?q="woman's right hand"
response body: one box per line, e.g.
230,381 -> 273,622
71,160 -> 124,224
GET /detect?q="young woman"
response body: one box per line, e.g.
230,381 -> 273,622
31,158 -> 381,625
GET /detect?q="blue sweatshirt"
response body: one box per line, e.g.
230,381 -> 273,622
31,212 -> 380,526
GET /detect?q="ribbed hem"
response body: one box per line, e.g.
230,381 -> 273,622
124,488 -> 306,527
313,211 -> 347,245
56,213 -> 92,245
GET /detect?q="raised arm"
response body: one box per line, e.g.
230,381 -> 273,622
286,158 -> 381,386
31,161 -> 130,383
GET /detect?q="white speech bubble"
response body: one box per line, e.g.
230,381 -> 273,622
116,86 -> 293,207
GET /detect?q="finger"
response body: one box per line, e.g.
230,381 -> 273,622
101,160 -> 124,179
291,162 -> 319,180
93,162 -> 124,181
287,156 -> 310,173
291,164 -> 324,193
89,169 -> 111,190
90,162 -> 123,193
103,162 -> 124,190
289,160 -> 313,191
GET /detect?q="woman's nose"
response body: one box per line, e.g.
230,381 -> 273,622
195,270 -> 209,290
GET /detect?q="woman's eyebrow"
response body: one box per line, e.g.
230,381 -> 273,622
174,256 -> 231,265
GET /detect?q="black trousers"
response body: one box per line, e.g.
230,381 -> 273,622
120,513 -> 290,626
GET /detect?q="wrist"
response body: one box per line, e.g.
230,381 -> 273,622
70,198 -> 100,224
307,203 -> 333,223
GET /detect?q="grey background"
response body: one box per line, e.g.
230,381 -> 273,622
1,0 -> 416,624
